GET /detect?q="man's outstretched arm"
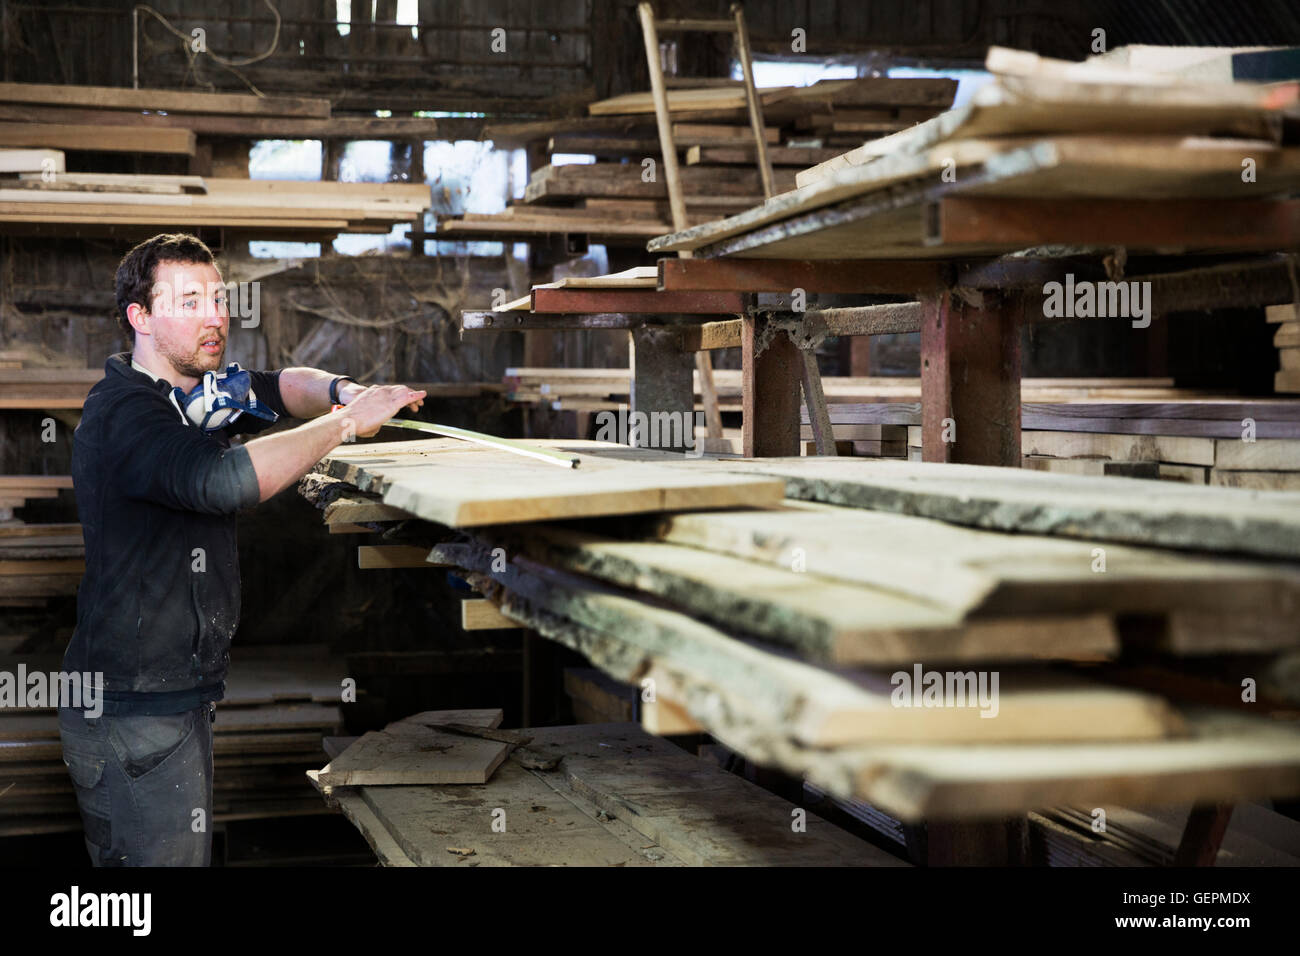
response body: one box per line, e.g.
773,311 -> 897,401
243,384 -> 426,503
275,367 -> 424,419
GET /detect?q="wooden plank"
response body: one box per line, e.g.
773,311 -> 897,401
315,709 -> 507,787
461,598 -> 519,630
319,439 -> 785,527
1215,438 -> 1300,470
686,145 -> 844,166
440,544 -> 1184,757
525,162 -> 794,203
653,135 -> 1300,257
832,710 -> 1300,822
0,149 -> 63,173
499,524 -> 1130,667
933,196 -> 1300,252
693,456 -> 1300,559
0,82 -> 331,118
647,502 -> 1300,651
531,287 -> 745,314
658,257 -> 947,294
1023,430 -> 1217,466
357,545 -> 441,569
641,695 -> 703,735
797,59 -> 1282,186
322,496 -> 412,525
0,123 -> 194,155
1211,470 -> 1300,491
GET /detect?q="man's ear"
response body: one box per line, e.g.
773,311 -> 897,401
126,302 -> 150,337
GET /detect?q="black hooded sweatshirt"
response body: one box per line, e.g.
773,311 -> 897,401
63,352 -> 288,714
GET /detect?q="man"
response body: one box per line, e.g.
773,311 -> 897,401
58,233 -> 425,866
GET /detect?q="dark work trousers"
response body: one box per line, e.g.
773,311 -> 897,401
58,702 -> 215,866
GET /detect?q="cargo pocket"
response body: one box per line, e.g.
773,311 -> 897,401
61,744 -> 113,851
106,710 -> 197,780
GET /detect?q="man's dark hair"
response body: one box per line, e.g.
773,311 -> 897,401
115,233 -> 216,338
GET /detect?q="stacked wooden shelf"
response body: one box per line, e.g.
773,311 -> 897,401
648,47 -> 1300,259
0,646 -> 346,837
437,77 -> 955,244
0,165 -> 430,236
298,436 -> 1300,826
0,81 -> 448,143
1269,304 -> 1300,394
0,521 -> 82,607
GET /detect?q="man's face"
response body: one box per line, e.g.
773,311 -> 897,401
144,260 -> 229,379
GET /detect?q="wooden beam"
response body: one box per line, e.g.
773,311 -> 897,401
630,326 -> 695,452
531,287 -> 746,314
461,598 -> 520,631
0,81 -> 330,118
0,123 -> 194,155
921,292 -> 1022,466
743,315 -> 801,457
1173,803 -> 1234,867
677,318 -> 742,351
799,350 -> 837,457
357,545 -> 443,569
658,257 -> 948,294
931,196 -> 1300,252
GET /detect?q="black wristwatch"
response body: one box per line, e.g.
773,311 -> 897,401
329,375 -> 358,405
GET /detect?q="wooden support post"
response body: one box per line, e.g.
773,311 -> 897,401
848,336 -> 872,377
1174,803 -> 1234,866
742,315 -> 801,458
630,325 -> 695,451
799,349 -> 837,456
695,352 -> 723,439
921,818 -> 1030,866
921,291 -> 1022,466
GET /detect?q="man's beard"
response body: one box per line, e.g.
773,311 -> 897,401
157,332 -> 223,380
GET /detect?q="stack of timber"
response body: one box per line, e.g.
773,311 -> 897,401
0,357 -> 492,411
0,521 -> 81,607
862,395 -> 1300,488
0,167 -> 429,237
650,46 -> 1300,259
299,436 -> 1300,826
0,646 -> 345,837
0,366 -> 100,410
0,81 -> 449,149
1269,304 -> 1300,395
437,78 -> 954,244
505,368 -> 1291,463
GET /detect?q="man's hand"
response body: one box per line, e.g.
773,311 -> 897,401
338,380 -> 423,415
335,384 -> 428,438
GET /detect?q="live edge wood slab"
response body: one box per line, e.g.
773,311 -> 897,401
315,437 -> 785,527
